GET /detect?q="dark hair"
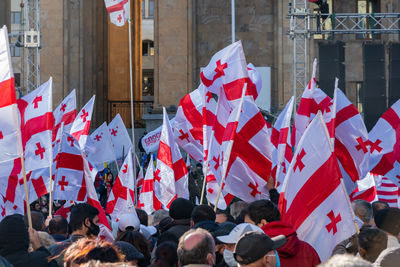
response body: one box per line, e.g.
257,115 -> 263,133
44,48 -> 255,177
155,241 -> 178,266
246,200 -> 281,224
352,199 -> 373,224
177,228 -> 215,266
157,231 -> 180,246
372,201 -> 390,217
375,208 -> 400,236
269,188 -> 280,206
216,211 -> 235,223
26,211 -> 45,231
169,198 -> 194,220
191,205 -> 216,224
358,226 -> 387,262
69,203 -> 99,232
136,208 -> 149,226
48,215 -> 68,235
64,238 -> 123,266
115,230 -> 151,267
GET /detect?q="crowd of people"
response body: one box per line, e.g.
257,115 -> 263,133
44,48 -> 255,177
0,194 -> 399,267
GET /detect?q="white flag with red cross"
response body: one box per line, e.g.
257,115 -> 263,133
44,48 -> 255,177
104,0 -> 129,27
279,113 -> 356,261
85,122 -> 117,169
0,26 -> 24,204
350,173 -> 378,203
135,154 -> 144,188
106,149 -> 135,222
206,177 -> 234,210
333,87 -> 370,194
70,95 -> 95,149
154,108 -> 189,209
53,89 -> 77,142
138,156 -> 163,215
291,59 -> 334,149
108,113 -> 133,160
369,98 -> 400,187
271,96 -> 294,191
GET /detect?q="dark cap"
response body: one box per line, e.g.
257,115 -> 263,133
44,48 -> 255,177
234,231 -> 286,265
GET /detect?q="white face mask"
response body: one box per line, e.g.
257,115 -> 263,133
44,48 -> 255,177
223,249 -> 238,267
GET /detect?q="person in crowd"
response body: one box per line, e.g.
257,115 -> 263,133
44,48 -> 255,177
191,204 -> 219,232
48,203 -> 101,266
114,241 -> 144,266
32,201 -> 41,212
353,199 -> 373,226
152,209 -> 170,227
188,169 -> 200,205
115,230 -> 151,267
151,241 -> 178,267
268,188 -> 280,206
216,211 -> 235,224
106,172 -> 114,199
192,163 -> 204,203
358,226 -> 388,263
159,198 -> 194,241
64,238 -> 124,266
217,223 -> 263,267
177,228 -> 216,267
0,214 -> 57,267
374,207 -> 400,248
233,231 -> 286,267
25,210 -> 45,231
374,246 -> 400,266
35,231 -> 56,249
318,254 -> 372,267
245,199 -> 321,266
230,201 -> 249,220
48,215 -> 69,242
136,208 -> 149,226
372,201 -> 390,217
212,222 -> 237,267
116,213 -> 141,237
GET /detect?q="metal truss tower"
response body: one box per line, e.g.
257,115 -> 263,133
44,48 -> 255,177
25,0 -> 40,92
288,1 -> 400,106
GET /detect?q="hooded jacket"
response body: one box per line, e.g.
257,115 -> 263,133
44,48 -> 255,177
262,221 -> 320,267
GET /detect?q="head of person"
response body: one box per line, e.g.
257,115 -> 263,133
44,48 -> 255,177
358,226 -> 388,263
115,230 -> 151,261
319,254 -> 372,267
64,238 -> 124,267
153,241 -> 178,267
106,173 -> 114,183
48,215 -> 68,237
372,201 -> 390,217
374,208 -> 400,238
216,223 -> 263,267
114,240 -> 144,266
245,200 -> 281,228
152,209 -> 170,226
136,208 -> 149,226
212,222 -> 237,266
216,211 -> 235,224
169,198 -> 194,221
69,203 -> 100,237
177,228 -> 216,266
352,199 -> 373,225
25,210 -> 45,231
0,214 -> 29,255
234,231 -> 286,267
230,201 -> 249,220
117,213 -> 140,236
191,205 -> 216,227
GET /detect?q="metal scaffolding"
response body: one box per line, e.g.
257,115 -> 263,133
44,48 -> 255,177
288,1 -> 400,105
24,0 -> 40,92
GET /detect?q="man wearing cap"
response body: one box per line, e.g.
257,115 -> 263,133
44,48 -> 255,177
216,223 -> 264,267
234,231 -> 286,267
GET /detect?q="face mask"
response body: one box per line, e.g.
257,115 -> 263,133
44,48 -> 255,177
223,249 -> 238,267
86,219 -> 100,237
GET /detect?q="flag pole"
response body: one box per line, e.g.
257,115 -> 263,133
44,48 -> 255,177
214,84 -> 247,211
128,0 -> 138,205
21,156 -> 32,228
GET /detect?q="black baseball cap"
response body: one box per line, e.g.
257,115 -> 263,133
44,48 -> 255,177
234,231 -> 286,265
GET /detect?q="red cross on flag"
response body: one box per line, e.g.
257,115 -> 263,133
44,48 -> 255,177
138,155 -> 163,215
70,95 -> 95,148
369,98 -> 400,187
53,89 -> 77,142
85,122 -> 116,169
104,0 -> 129,27
271,96 -> 294,192
206,178 -> 234,210
279,113 -> 357,261
154,108 -> 189,209
106,149 -> 136,222
108,114 -> 133,160
291,59 -> 334,149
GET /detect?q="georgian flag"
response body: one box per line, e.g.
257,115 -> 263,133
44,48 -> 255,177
206,178 -> 234,210
375,175 -> 400,208
104,0 -> 129,27
138,156 -> 162,215
279,113 -> 356,261
350,173 -> 378,203
70,95 -> 95,148
53,89 -> 77,142
108,113 -> 133,160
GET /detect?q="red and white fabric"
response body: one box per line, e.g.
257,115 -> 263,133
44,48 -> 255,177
291,59 -> 334,149
106,149 -> 135,222
349,173 -> 378,203
0,26 -> 24,204
271,96 -> 294,192
135,154 -> 144,188
70,95 -> 95,149
154,108 -> 189,209
54,201 -> 74,220
85,122 -> 117,169
369,98 -> 400,186
375,175 -> 400,208
206,177 -> 234,210
104,0 -> 129,27
279,113 -> 356,261
53,89 -> 77,142
108,113 -> 133,160
138,156 -> 162,215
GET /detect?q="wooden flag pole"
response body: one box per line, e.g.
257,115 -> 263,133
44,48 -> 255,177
21,156 -> 32,228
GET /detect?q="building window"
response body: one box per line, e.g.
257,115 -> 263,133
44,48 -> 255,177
142,70 -> 154,97
148,0 -> 154,18
142,40 -> 154,56
11,46 -> 21,57
14,73 -> 21,88
142,1 -> 145,18
142,0 -> 154,19
11,12 -> 21,25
